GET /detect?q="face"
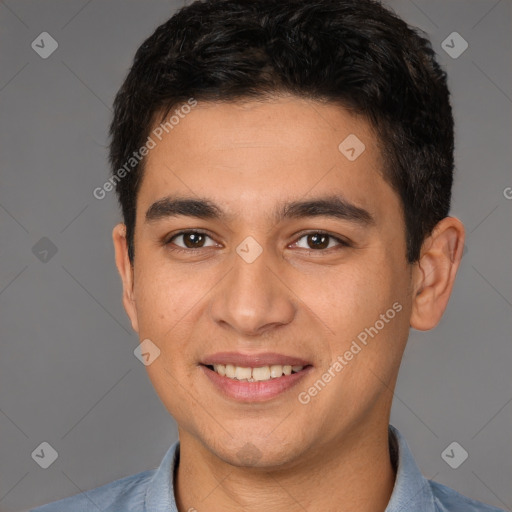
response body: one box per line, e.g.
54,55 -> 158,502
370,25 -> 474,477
115,97 -> 417,469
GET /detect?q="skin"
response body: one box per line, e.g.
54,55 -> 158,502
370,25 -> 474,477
112,96 -> 465,512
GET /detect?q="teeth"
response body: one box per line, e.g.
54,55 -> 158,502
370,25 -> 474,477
225,364 -> 236,379
270,364 -> 283,378
235,366 -> 252,380
252,366 -> 271,381
212,364 -> 304,381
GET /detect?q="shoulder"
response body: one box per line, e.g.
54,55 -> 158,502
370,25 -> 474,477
30,468 -> 155,512
30,441 -> 180,512
429,480 -> 507,512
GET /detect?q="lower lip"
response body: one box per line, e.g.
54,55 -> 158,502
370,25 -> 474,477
200,365 -> 313,402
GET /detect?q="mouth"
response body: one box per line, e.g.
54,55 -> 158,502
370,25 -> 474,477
203,363 -> 307,382
199,352 -> 313,402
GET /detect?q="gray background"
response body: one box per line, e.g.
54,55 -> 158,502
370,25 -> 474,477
0,1 -> 511,511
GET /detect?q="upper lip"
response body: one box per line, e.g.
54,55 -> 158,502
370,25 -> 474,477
201,352 -> 312,367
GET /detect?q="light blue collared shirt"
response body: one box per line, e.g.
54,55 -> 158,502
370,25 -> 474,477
31,425 -> 506,511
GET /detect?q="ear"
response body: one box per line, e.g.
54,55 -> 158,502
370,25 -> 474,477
112,223 -> 139,333
410,216 -> 465,331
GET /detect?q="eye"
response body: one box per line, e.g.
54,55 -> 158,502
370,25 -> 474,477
163,229 -> 350,254
292,231 -> 350,251
165,230 -> 218,251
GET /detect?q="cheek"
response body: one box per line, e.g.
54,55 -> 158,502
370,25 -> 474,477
312,266 -> 407,406
317,264 -> 393,327
314,257 -> 407,360
132,257 -> 207,342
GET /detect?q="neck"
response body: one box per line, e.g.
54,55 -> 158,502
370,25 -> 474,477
174,422 -> 396,512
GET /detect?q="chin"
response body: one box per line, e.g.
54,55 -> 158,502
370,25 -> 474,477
204,434 -> 305,470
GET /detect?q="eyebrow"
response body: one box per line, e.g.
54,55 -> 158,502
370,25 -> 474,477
145,194 -> 375,226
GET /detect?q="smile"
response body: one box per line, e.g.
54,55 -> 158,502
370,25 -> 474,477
208,363 -> 305,382
199,352 -> 313,402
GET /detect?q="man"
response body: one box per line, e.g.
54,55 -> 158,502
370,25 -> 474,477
31,0 -> 505,510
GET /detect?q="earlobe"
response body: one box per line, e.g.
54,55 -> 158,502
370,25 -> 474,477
112,223 -> 139,333
410,217 -> 465,331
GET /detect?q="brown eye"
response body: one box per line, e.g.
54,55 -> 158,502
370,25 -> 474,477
181,232 -> 206,248
167,231 -> 217,250
306,233 -> 329,249
293,231 -> 349,251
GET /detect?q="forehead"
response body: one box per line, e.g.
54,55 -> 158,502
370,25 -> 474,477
138,97 -> 398,223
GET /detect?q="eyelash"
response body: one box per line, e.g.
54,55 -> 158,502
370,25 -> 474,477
164,229 -> 351,255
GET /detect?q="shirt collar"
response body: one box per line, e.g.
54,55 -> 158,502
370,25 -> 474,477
385,424 -> 436,512
144,440 -> 180,512
144,425 -> 435,512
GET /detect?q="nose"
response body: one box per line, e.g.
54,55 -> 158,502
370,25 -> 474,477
209,242 -> 296,337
